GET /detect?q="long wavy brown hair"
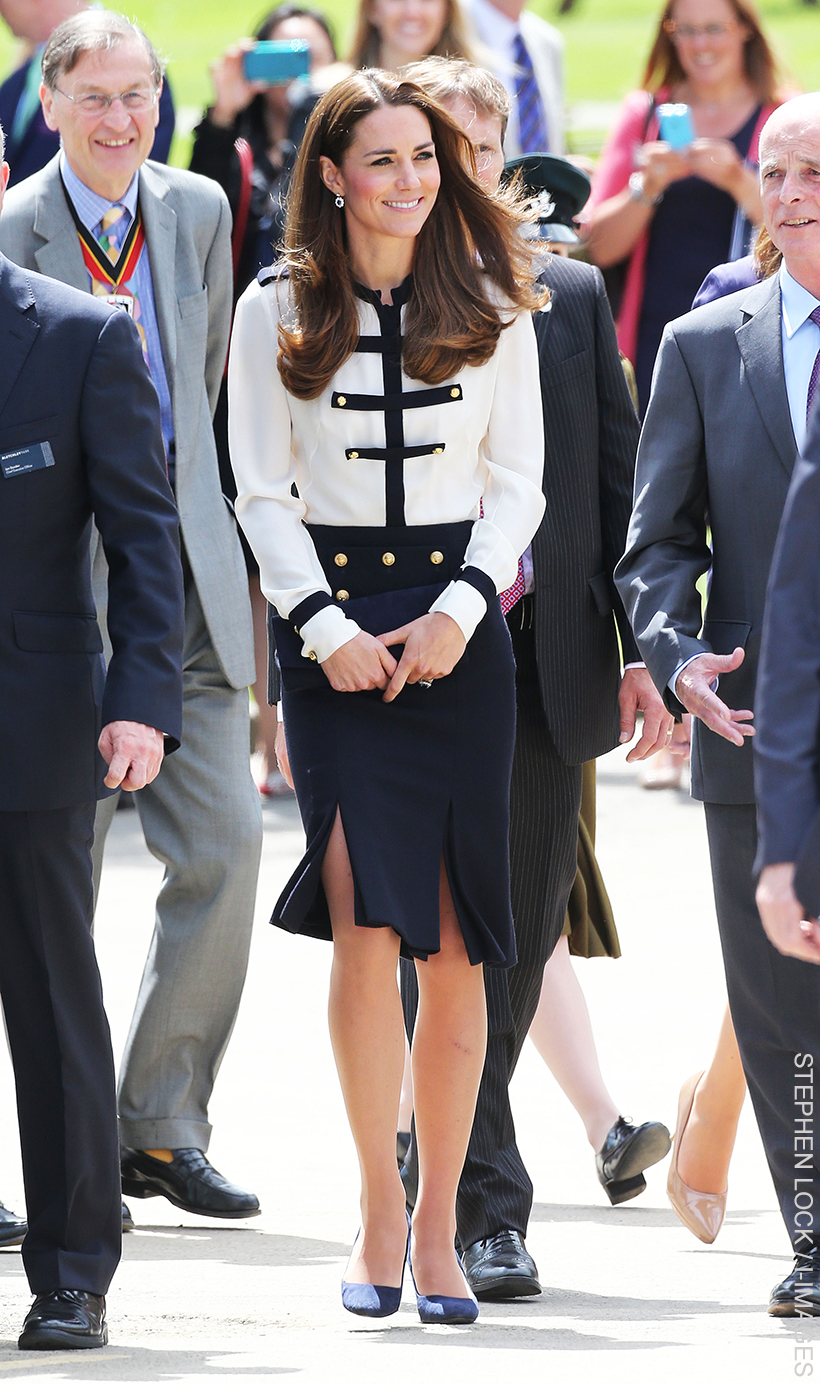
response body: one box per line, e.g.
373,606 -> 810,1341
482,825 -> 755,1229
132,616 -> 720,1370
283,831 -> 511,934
277,69 -> 544,401
347,0 -> 477,70
643,0 -> 780,104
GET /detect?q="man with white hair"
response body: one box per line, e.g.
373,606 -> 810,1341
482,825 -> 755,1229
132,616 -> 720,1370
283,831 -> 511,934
616,92 -> 820,1315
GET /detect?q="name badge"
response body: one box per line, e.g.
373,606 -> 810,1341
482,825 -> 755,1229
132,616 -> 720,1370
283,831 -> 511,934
0,440 -> 55,478
105,293 -> 135,316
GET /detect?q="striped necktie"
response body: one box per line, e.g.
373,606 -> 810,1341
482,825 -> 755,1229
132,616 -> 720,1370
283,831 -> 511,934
807,306 -> 820,423
513,31 -> 549,154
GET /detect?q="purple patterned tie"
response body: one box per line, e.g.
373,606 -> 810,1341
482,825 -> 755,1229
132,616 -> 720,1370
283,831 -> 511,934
807,306 -> 820,423
513,31 -> 549,154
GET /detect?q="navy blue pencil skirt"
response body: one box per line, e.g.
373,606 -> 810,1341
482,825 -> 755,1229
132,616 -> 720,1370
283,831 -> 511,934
270,521 -> 517,968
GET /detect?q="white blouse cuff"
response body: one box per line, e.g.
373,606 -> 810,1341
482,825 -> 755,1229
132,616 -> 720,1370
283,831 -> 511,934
299,605 -> 362,663
429,580 -> 488,643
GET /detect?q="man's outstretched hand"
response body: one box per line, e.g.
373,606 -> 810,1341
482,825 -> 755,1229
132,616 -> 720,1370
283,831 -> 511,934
98,721 -> 164,791
675,649 -> 754,746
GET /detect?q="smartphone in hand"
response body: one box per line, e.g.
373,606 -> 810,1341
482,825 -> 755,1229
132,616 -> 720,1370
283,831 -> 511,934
242,40 -> 311,85
657,103 -> 695,150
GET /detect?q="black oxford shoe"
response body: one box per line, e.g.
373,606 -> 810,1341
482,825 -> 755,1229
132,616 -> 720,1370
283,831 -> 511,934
121,1148 -> 261,1218
770,1246 -> 820,1316
18,1290 -> 107,1350
462,1230 -> 541,1300
0,1199 -> 26,1248
595,1117 -> 671,1205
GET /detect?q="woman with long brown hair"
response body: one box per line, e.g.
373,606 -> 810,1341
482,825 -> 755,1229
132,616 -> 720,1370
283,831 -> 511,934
583,0 -> 784,415
348,0 -> 478,72
228,69 -> 545,1325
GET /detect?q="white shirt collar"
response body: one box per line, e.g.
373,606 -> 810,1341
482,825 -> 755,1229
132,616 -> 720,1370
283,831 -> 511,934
780,262 -> 820,339
469,0 -> 519,48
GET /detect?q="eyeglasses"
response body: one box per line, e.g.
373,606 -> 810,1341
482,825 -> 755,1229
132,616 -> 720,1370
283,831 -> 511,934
54,87 -> 158,115
663,20 -> 740,39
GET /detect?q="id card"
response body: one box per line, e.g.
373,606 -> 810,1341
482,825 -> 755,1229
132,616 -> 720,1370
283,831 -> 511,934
0,440 -> 55,478
105,293 -> 135,316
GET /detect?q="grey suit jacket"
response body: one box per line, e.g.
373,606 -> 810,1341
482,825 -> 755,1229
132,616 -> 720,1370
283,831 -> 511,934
0,155 -> 254,690
615,274 -> 797,805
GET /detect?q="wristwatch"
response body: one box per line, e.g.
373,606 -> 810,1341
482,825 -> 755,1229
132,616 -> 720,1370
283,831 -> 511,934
629,171 -> 663,208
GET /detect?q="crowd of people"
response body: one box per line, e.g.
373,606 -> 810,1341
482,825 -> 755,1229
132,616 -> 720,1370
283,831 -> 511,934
0,0 -> 818,1353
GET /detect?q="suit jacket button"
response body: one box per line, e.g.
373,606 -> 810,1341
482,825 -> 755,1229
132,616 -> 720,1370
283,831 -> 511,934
334,553 -> 348,566
337,395 -> 346,406
336,589 -> 350,602
348,451 -> 359,459
433,447 -> 443,454
308,651 -> 317,661
450,387 -> 460,398
382,552 -> 395,566
430,551 -> 444,565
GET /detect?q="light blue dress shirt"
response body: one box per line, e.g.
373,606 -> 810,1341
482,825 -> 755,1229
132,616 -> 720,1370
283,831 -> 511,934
60,155 -> 174,465
780,263 -> 820,454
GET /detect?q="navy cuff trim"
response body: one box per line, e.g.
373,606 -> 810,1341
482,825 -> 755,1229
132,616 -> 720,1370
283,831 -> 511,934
290,590 -> 333,634
458,566 -> 496,605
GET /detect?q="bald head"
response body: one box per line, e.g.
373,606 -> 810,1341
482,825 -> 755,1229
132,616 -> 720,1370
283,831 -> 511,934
759,94 -> 820,171
758,93 -> 820,298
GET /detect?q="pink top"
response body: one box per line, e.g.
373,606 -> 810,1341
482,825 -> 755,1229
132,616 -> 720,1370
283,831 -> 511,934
586,89 -> 775,364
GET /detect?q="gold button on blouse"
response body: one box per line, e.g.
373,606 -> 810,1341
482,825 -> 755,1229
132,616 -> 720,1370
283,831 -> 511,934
382,552 -> 395,566
308,651 -> 317,661
430,551 -> 444,565
337,396 -> 346,406
433,447 -> 443,454
450,387 -> 460,398
349,451 -> 359,460
334,553 -> 348,567
336,589 -> 350,602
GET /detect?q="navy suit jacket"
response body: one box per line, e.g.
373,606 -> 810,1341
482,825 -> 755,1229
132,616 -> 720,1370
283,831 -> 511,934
0,253 -> 184,812
0,59 -> 175,187
692,254 -> 760,310
754,401 -> 820,877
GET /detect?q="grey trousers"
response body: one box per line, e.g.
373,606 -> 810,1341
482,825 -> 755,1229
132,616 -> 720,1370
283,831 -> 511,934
93,577 -> 262,1152
704,802 -> 820,1253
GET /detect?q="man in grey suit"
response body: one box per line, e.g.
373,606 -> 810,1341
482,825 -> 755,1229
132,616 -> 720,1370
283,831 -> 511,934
616,93 -> 820,1315
467,0 -> 564,157
0,9 -> 263,1220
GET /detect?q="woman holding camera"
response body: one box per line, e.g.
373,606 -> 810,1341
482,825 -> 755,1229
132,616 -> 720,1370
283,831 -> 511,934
584,0 -> 781,415
228,69 -> 545,1323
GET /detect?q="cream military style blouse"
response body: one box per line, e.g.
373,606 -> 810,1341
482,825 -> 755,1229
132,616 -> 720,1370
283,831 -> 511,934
228,271 -> 546,665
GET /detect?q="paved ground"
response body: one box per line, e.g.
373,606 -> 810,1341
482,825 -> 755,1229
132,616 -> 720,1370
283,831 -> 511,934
0,744 -> 816,1382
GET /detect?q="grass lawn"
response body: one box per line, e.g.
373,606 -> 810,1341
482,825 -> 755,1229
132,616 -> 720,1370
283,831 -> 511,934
0,0 -> 816,159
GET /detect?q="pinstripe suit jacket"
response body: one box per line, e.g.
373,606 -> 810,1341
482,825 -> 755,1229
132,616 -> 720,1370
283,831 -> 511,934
531,253 -> 640,765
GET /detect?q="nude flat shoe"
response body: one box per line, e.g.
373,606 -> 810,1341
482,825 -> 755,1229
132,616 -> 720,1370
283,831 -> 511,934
667,1071 -> 727,1244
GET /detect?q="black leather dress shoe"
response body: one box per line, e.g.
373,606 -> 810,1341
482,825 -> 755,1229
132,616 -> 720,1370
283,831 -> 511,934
120,1148 -> 260,1218
18,1290 -> 107,1350
0,1199 -> 26,1248
595,1117 -> 671,1205
462,1230 -> 541,1300
122,1201 -> 135,1232
770,1246 -> 820,1316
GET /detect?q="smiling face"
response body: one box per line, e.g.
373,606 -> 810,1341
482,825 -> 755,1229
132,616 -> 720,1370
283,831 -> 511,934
41,37 -> 161,201
443,94 -> 504,192
319,103 -> 440,253
666,0 -> 749,91
760,105 -> 820,293
369,0 -> 448,66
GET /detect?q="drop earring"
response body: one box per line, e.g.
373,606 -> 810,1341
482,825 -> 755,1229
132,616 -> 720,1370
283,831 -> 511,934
335,194 -> 345,208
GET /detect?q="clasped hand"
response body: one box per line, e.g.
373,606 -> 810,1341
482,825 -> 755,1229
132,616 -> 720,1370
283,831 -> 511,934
756,863 -> 820,965
674,648 -> 754,746
98,720 -> 164,791
320,612 -> 466,703
638,138 -> 744,201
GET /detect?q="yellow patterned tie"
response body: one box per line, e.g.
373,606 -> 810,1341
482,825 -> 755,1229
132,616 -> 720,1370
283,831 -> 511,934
99,205 -> 126,263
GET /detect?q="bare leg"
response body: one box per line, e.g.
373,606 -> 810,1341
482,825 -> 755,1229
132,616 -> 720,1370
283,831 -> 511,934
323,811 -> 408,1287
677,1003 -> 746,1194
250,576 -> 279,780
410,860 -> 487,1298
529,936 -> 620,1151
